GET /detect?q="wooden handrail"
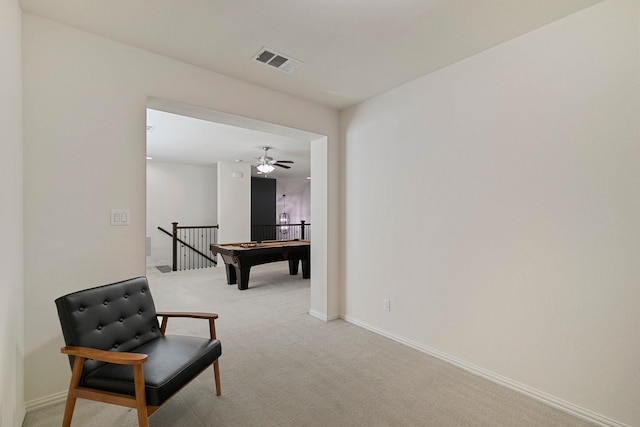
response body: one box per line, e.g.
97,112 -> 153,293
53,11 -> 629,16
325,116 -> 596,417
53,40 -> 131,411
173,225 -> 219,230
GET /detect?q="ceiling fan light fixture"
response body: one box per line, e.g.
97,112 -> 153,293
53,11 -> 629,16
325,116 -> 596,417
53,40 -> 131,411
257,163 -> 275,174
251,147 -> 294,176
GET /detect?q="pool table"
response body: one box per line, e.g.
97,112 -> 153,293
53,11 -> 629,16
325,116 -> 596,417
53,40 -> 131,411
210,240 -> 310,290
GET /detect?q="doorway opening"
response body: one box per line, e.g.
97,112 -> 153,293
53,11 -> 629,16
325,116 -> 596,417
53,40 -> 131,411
145,97 -> 330,319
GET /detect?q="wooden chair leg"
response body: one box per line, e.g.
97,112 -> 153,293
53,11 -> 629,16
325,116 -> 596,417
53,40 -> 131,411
213,359 -> 221,396
61,394 -> 77,427
62,356 -> 85,427
133,364 -> 149,427
209,318 -> 222,396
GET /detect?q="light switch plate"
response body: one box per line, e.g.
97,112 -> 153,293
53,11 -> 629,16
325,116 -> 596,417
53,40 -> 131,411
111,209 -> 130,226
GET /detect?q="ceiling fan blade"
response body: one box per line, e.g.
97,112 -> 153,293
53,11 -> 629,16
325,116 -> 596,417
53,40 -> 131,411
274,163 -> 291,169
274,160 -> 294,164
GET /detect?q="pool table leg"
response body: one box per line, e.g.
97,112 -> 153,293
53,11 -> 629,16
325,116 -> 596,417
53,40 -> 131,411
288,259 -> 300,275
235,266 -> 251,290
224,264 -> 237,285
302,258 -> 310,279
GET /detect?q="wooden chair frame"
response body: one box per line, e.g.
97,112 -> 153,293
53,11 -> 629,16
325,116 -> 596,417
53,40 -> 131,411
60,311 -> 221,427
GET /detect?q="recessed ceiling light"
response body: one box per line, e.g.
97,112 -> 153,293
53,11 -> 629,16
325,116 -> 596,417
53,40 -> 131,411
146,156 -> 153,160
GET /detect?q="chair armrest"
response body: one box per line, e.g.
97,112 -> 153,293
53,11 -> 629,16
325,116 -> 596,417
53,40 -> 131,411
61,346 -> 148,365
156,312 -> 219,339
156,311 -> 218,320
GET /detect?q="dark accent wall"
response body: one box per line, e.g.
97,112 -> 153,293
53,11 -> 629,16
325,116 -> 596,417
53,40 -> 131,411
251,177 -> 276,241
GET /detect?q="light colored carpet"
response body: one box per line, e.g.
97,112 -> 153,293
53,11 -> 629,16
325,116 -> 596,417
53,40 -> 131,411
24,263 -> 594,426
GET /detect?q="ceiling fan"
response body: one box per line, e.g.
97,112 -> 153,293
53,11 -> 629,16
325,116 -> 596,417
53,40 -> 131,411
253,146 -> 294,175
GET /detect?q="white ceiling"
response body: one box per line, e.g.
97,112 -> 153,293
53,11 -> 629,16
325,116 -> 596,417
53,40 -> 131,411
146,109 -> 311,180
19,0 -> 600,110
20,0 -> 601,176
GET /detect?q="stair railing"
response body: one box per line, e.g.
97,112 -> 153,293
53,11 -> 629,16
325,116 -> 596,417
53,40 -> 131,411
251,220 -> 310,242
157,223 -> 219,271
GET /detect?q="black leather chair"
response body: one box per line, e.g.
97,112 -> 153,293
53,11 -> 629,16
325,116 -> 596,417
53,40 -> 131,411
55,276 -> 222,427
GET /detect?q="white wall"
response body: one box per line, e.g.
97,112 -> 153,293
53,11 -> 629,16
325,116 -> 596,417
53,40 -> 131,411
146,161 -> 217,266
217,161 -> 251,243
0,2 -> 24,426
310,137 -> 332,320
340,1 -> 639,425
276,179 -> 311,227
22,14 -> 339,404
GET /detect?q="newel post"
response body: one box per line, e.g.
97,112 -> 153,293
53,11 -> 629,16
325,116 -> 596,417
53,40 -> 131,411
172,222 -> 178,271
300,220 -> 306,240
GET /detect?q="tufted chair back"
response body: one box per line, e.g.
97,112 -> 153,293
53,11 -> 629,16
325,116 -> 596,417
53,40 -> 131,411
55,276 -> 162,378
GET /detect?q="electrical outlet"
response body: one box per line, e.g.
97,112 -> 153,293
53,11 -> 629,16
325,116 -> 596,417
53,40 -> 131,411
383,299 -> 391,312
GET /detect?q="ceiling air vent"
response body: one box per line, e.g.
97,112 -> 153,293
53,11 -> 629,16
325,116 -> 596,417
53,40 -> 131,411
253,47 -> 303,73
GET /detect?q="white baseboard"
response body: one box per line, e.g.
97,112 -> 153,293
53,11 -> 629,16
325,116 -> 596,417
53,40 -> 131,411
309,309 -> 328,321
25,390 -> 67,413
309,309 -> 340,322
341,315 -> 628,427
